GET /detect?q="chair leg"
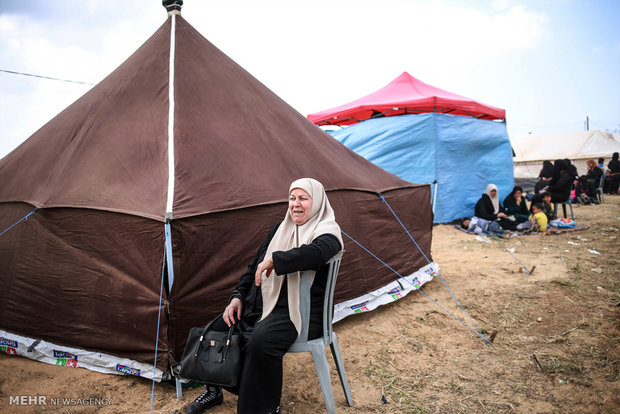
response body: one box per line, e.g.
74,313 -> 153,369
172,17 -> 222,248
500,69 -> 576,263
309,343 -> 337,414
553,203 -> 559,217
562,204 -> 567,218
175,377 -> 183,398
569,203 -> 574,220
330,333 -> 353,407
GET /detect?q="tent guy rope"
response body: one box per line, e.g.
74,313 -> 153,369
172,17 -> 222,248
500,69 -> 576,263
150,245 -> 167,414
490,234 -> 533,275
0,208 -> 38,237
377,193 -> 489,338
341,229 -> 490,344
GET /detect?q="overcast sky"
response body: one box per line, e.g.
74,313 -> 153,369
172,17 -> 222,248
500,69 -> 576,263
1,0 -> 619,158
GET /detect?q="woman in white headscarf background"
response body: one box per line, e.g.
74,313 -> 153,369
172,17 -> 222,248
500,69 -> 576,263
186,178 -> 343,414
474,184 -> 517,231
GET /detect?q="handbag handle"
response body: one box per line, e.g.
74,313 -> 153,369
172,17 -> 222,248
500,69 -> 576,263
194,313 -> 237,359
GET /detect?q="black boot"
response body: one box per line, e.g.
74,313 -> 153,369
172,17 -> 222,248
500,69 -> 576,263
186,386 -> 223,414
269,403 -> 281,413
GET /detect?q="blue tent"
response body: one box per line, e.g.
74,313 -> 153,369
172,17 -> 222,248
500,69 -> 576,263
329,113 -> 514,223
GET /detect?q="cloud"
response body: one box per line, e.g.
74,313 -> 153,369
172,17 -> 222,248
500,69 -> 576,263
0,0 -> 552,157
183,0 -> 549,113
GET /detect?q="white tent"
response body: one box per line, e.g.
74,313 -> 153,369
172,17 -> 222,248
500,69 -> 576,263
511,130 -> 620,178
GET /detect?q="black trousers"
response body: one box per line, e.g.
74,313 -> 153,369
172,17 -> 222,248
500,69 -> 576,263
237,303 -> 297,413
209,293 -> 298,414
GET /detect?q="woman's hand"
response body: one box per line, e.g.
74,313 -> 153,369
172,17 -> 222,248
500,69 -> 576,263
255,256 -> 274,287
497,212 -> 507,219
223,298 -> 242,327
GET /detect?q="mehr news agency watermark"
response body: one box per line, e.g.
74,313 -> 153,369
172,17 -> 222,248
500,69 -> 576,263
8,395 -> 113,407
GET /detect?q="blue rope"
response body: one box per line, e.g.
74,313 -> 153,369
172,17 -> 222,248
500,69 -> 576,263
341,230 -> 489,344
490,235 -> 532,275
150,245 -> 167,413
0,208 -> 38,237
376,194 -> 489,342
377,194 -> 432,264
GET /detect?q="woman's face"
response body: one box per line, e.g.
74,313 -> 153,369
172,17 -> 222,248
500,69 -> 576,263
514,190 -> 522,198
289,188 -> 313,225
490,189 -> 497,198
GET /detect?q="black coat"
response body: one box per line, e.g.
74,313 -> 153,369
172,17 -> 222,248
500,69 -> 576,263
547,170 -> 572,201
231,222 -> 341,332
586,166 -> 603,183
474,194 -> 504,221
503,194 -> 529,217
539,161 -> 554,179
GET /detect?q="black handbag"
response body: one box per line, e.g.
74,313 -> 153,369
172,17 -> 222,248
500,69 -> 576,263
179,315 -> 242,387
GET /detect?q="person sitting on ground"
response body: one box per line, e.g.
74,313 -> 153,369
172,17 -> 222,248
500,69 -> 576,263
474,184 -> 517,230
186,178 -> 342,414
503,186 -> 529,223
516,202 -> 548,234
461,216 -> 507,237
530,202 -> 548,233
540,192 -> 556,222
534,160 -> 554,194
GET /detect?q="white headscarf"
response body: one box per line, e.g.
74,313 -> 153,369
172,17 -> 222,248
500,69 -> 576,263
485,184 -> 500,215
260,178 -> 343,335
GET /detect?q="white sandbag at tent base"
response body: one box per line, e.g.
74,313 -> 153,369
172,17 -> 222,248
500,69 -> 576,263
0,330 -> 165,381
0,262 -> 436,381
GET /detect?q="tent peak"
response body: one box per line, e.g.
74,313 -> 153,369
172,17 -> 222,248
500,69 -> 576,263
162,0 -> 183,16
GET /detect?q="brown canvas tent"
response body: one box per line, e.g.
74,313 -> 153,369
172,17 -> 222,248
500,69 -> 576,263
0,14 -> 434,380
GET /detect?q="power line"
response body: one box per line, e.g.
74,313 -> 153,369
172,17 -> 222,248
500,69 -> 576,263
0,69 -> 94,86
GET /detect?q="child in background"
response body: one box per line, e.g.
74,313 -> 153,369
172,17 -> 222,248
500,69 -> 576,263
530,203 -> 548,233
540,192 -> 556,222
517,203 -> 548,234
461,216 -> 507,237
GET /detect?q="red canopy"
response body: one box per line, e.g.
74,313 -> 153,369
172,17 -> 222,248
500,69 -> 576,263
307,71 -> 506,126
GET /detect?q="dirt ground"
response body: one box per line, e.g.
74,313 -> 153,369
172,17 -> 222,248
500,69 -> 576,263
1,196 -> 618,413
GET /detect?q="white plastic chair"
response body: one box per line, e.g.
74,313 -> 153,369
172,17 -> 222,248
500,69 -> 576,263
288,251 -> 353,413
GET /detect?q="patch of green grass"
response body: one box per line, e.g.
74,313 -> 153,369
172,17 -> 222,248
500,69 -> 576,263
365,347 -> 429,413
541,355 -> 584,375
388,390 -> 429,413
549,278 -> 579,288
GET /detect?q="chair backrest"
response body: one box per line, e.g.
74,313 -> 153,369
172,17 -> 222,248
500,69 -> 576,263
598,172 -> 606,190
292,251 -> 344,347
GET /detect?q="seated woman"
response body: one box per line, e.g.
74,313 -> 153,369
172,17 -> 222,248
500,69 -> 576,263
534,159 -> 573,204
186,178 -> 343,414
534,160 -> 554,194
575,159 -> 603,203
503,186 -> 529,223
474,184 -> 517,230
